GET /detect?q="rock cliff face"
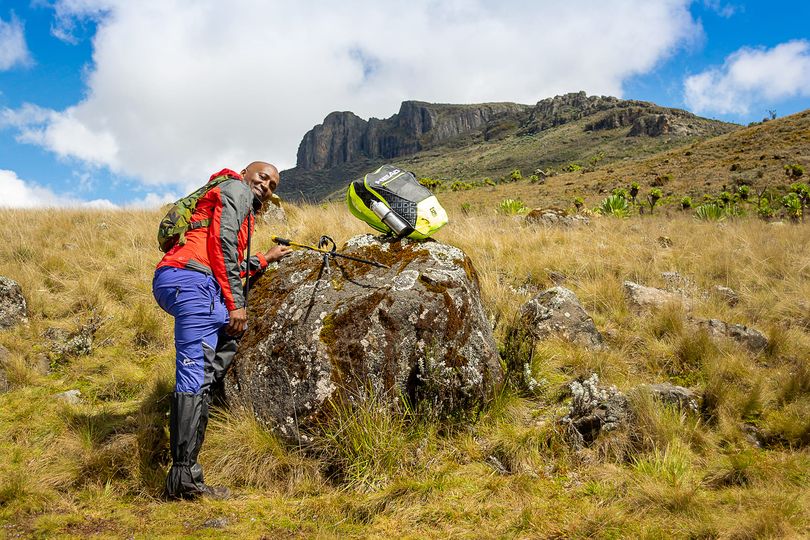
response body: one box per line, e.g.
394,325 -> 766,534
296,101 -> 531,171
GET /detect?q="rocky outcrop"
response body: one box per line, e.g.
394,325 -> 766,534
0,276 -> 28,328
517,287 -> 604,349
523,92 -> 626,134
225,235 -> 503,443
296,101 -> 530,170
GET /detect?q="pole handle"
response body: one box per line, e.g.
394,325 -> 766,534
272,236 -> 291,246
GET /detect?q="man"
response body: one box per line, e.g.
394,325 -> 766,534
152,161 -> 291,500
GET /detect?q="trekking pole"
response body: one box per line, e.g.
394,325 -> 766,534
271,235 -> 390,269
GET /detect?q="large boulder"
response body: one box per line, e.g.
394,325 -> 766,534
226,235 -> 503,442
517,286 -> 604,349
0,277 -> 28,328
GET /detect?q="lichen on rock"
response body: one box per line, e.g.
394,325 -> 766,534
225,234 -> 502,442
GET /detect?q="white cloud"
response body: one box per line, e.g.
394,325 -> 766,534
703,1 -> 737,18
685,40 -> 810,115
0,13 -> 31,70
6,0 -> 701,192
0,169 -> 117,208
1,104 -> 119,167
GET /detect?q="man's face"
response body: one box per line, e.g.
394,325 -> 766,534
243,164 -> 279,202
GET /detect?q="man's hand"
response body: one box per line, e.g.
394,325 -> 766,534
227,308 -> 247,336
264,245 -> 293,263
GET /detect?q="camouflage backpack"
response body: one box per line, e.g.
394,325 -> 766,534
157,174 -> 235,252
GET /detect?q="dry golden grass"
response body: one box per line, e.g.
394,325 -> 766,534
0,202 -> 809,538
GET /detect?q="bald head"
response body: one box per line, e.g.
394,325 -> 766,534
241,161 -> 280,203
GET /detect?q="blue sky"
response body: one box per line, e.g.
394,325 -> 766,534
0,0 -> 808,208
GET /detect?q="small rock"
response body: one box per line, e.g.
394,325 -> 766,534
712,285 -> 739,306
54,389 -> 82,404
44,315 -> 103,361
260,194 -> 287,224
546,269 -> 567,285
200,518 -> 229,529
657,236 -> 673,248
636,383 -> 699,413
0,276 -> 28,328
561,374 -> 628,447
517,286 -> 604,349
695,319 -> 768,352
486,455 -> 510,475
623,280 -> 691,310
740,423 -> 763,448
526,208 -> 590,228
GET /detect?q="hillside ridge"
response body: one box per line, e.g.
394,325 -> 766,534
278,91 -> 739,201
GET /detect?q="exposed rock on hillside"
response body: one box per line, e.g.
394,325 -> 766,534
525,208 -> 590,227
517,287 -> 604,349
562,374 -> 628,447
694,318 -> 768,352
279,91 -> 740,201
0,276 -> 28,328
562,374 -> 699,447
623,280 -> 692,310
226,235 -> 503,443
296,101 -> 530,171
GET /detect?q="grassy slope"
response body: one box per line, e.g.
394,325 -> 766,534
1,201 -> 809,538
428,109 -> 810,213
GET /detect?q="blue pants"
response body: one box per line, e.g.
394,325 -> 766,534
152,267 -> 231,393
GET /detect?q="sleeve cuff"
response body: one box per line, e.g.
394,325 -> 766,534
255,252 -> 268,269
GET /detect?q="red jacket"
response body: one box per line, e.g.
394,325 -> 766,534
157,169 -> 268,311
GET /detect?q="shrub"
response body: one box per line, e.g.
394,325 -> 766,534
789,182 -> 809,222
647,188 -> 663,215
680,196 -> 693,210
509,169 -> 523,182
629,182 -> 640,204
562,163 -> 582,173
598,194 -> 629,218
782,192 -> 802,222
695,203 -> 726,221
757,200 -> 775,220
497,198 -> 528,215
483,177 -> 496,187
784,163 -> 805,179
419,177 -> 442,190
737,184 -> 751,201
573,197 -> 584,211
449,180 -> 473,192
612,187 -> 630,200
